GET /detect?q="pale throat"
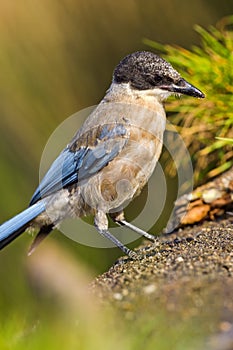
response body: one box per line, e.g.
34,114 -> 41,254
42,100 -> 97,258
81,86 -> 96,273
104,82 -> 172,111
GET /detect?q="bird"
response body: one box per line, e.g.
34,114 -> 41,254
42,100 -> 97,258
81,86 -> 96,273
0,51 -> 205,258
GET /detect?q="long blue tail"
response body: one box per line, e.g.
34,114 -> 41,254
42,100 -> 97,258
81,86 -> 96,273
0,201 -> 46,250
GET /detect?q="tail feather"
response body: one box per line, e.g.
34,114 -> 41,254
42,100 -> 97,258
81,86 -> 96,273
0,201 -> 46,250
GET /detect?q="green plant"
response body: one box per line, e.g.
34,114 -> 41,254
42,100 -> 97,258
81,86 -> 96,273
144,16 -> 233,184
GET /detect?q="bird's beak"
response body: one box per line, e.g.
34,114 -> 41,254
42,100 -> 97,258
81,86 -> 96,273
168,78 -> 205,98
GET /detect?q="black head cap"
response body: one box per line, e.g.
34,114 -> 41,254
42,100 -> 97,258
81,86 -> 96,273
113,51 -> 205,98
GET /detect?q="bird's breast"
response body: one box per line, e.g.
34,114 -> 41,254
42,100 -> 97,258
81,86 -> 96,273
80,101 -> 166,213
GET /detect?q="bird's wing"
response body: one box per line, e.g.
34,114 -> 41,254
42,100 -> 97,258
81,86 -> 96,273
30,123 -> 128,205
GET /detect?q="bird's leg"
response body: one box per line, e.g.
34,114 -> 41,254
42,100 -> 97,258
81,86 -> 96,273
96,228 -> 138,259
94,211 -> 138,259
110,211 -> 156,242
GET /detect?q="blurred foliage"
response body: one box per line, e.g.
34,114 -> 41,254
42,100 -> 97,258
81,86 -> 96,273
216,136 -> 233,143
0,307 -> 209,350
0,242 -> 217,350
145,16 -> 233,184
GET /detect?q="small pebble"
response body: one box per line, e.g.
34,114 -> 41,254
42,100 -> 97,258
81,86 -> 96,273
113,293 -> 123,301
143,284 -> 157,294
176,256 -> 184,263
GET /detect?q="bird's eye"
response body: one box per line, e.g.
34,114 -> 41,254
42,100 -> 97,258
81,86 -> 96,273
163,76 -> 173,84
146,74 -> 162,86
153,75 -> 163,83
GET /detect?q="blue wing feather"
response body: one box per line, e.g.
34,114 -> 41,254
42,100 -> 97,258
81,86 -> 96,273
30,124 -> 128,205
